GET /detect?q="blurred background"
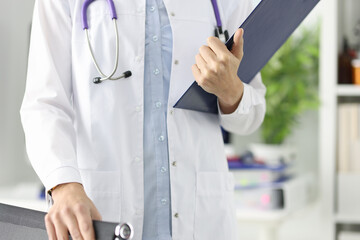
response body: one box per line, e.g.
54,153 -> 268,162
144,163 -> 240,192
1,0 -> 359,239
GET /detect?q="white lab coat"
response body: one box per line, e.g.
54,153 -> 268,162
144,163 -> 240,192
20,0 -> 266,239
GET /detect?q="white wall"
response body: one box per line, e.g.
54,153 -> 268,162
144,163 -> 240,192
0,0 -> 38,186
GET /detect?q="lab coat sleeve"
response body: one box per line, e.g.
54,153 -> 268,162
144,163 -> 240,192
20,0 -> 82,190
218,73 -> 266,135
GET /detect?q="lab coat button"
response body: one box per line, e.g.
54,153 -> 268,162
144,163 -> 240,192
135,209 -> 142,215
134,157 -> 141,162
135,105 -> 142,112
169,109 -> 174,115
172,161 -> 177,167
135,56 -> 142,62
170,12 -> 175,17
174,60 -> 179,65
174,213 -> 179,218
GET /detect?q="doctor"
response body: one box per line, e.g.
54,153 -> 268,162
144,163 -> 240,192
21,0 -> 266,239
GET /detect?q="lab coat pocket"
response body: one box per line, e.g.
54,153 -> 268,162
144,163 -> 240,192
194,172 -> 237,240
79,169 -> 122,222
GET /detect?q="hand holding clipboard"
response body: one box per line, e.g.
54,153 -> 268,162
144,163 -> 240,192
174,0 -> 320,114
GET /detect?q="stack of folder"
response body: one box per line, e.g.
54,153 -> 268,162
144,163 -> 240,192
229,152 -> 295,211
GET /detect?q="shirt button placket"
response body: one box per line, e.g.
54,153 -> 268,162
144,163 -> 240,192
155,101 -> 162,108
161,198 -> 167,205
158,135 -> 165,142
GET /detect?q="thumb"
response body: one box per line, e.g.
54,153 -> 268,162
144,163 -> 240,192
90,204 -> 102,221
231,28 -> 244,61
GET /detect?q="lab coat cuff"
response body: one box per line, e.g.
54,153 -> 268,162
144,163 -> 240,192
218,82 -> 252,118
44,166 -> 83,193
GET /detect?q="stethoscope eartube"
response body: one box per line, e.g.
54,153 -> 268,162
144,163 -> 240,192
210,0 -> 229,43
82,0 -> 132,84
114,222 -> 134,240
215,26 -> 229,43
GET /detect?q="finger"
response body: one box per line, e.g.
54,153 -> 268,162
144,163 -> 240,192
90,205 -> 102,221
231,28 -> 244,60
62,211 -> 83,240
195,54 -> 207,72
199,45 -> 217,64
45,214 -> 57,240
75,205 -> 96,240
192,64 -> 202,85
52,213 -> 70,240
207,36 -> 230,57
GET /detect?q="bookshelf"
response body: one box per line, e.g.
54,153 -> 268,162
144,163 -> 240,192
335,214 -> 360,225
320,0 -> 360,239
337,85 -> 360,96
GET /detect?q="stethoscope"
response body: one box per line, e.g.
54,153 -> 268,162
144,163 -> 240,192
82,0 -> 131,84
82,0 -> 228,84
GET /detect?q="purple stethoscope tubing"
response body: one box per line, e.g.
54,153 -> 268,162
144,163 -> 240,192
211,0 -> 222,28
82,0 -> 117,30
82,0 -> 223,30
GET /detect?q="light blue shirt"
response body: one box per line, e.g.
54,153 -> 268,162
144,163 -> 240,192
143,0 -> 173,239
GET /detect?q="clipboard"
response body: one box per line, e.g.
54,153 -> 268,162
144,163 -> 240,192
173,0 -> 320,114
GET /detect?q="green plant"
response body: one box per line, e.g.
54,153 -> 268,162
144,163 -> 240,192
260,23 -> 320,144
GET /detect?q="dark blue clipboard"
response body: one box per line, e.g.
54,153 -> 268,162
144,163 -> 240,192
173,0 -> 320,114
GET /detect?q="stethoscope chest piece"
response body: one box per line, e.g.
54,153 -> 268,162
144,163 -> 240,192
114,223 -> 134,240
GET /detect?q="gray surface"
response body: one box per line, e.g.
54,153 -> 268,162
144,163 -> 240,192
0,222 -> 48,240
0,203 -> 46,230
